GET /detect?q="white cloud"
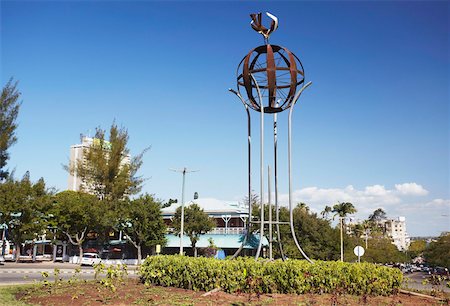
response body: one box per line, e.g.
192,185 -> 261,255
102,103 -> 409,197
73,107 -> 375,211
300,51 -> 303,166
278,183 -> 403,213
364,185 -> 389,197
394,183 -> 429,196
232,182 -> 447,236
425,198 -> 450,208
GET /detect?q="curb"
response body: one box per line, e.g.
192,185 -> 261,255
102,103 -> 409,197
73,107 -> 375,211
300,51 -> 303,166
0,269 -> 138,275
399,289 -> 446,301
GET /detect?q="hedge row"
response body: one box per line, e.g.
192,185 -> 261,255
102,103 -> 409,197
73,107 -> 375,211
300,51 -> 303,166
139,255 -> 402,295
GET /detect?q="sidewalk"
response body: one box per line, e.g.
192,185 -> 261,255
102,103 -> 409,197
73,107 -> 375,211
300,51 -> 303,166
0,261 -> 139,270
0,261 -> 80,269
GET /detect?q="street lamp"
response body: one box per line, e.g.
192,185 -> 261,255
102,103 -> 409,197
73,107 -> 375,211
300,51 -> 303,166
170,167 -> 198,255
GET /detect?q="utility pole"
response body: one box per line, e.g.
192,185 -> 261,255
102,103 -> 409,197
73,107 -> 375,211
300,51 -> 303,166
170,167 -> 198,255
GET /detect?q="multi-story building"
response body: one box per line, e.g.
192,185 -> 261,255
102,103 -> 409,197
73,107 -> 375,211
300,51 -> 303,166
383,216 -> 410,251
68,136 -> 93,191
161,198 -> 267,256
347,216 -> 411,251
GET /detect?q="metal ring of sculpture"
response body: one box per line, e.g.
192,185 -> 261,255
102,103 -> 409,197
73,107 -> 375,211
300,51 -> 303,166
236,45 -> 305,113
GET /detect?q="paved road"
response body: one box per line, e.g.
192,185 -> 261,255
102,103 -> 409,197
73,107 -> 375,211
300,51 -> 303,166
402,272 -> 450,293
0,261 -> 139,285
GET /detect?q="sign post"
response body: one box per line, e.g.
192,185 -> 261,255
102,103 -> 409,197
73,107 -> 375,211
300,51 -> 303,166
353,245 -> 365,263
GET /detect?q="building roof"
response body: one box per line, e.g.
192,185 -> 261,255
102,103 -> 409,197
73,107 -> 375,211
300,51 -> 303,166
162,198 -> 248,217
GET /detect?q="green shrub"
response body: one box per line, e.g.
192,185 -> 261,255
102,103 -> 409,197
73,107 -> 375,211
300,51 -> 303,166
139,255 -> 402,296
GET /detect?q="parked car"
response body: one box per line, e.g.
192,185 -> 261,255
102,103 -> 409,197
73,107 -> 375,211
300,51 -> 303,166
432,267 -> 449,279
80,253 -> 101,266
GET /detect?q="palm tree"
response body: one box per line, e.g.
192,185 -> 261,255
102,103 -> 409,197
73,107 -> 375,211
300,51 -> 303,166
368,208 -> 386,223
368,208 -> 387,234
332,202 -> 357,261
320,205 -> 333,220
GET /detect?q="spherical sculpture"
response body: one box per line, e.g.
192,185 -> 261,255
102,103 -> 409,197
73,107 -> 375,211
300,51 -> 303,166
236,44 -> 305,113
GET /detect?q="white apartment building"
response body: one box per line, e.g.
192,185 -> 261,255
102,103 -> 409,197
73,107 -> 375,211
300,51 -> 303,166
348,216 -> 411,251
383,216 -> 410,251
68,136 -> 92,191
68,136 -> 130,192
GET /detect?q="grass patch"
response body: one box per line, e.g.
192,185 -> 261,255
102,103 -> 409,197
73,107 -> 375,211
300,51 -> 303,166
0,285 -> 34,306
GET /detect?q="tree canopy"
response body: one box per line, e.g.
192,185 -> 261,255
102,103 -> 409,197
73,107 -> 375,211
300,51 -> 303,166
0,172 -> 51,261
368,208 -> 387,223
0,78 -> 21,180
120,194 -> 167,264
332,202 -> 357,219
252,203 -> 341,261
51,190 -> 100,263
66,122 -> 148,202
172,203 -> 215,257
424,233 -> 450,268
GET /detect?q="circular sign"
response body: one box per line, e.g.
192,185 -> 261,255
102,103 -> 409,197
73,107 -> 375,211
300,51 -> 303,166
353,246 -> 365,257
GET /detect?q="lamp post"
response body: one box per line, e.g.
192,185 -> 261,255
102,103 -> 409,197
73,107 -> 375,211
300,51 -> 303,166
170,167 -> 198,255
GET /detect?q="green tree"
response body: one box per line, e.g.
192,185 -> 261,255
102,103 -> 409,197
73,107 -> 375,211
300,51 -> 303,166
0,172 -> 51,261
424,233 -> 450,268
120,194 -> 167,264
51,190 -> 100,264
332,202 -> 357,261
286,204 -> 340,260
408,240 -> 427,260
367,208 -> 387,235
172,203 -> 215,257
368,208 -> 387,222
0,78 -> 21,180
66,122 -> 148,202
252,203 -> 340,260
320,205 -> 333,220
345,237 -> 405,264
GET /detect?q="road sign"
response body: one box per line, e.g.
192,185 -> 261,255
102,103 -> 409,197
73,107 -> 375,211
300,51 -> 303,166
353,246 -> 365,263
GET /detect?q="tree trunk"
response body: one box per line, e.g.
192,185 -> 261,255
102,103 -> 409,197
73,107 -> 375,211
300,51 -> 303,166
15,244 -> 20,263
193,243 -> 198,257
137,245 -> 142,265
78,244 -> 83,265
63,229 -> 86,265
125,235 -> 141,264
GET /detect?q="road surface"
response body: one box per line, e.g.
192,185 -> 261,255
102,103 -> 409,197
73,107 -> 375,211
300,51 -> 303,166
0,261 -> 138,285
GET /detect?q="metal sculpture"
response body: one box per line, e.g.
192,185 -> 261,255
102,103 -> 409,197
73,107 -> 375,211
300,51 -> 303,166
229,12 -> 313,263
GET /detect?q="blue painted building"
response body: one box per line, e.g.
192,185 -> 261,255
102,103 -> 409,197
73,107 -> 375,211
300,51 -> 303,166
162,198 -> 267,256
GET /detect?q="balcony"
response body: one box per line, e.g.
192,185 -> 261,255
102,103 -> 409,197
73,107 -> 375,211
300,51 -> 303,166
166,227 -> 246,235
208,227 -> 246,235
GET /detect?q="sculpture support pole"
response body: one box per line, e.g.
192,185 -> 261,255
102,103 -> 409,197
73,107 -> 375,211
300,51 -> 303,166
254,75 -> 265,260
274,103 -> 286,260
268,165 -> 272,260
288,81 -> 313,264
229,89 -> 252,259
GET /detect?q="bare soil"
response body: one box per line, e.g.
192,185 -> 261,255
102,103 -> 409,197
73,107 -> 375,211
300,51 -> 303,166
17,279 -> 450,306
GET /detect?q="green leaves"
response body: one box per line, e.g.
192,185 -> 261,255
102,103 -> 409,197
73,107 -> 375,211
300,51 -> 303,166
120,194 -> 167,263
67,122 -> 148,202
172,203 -> 215,256
140,255 -> 403,295
424,233 -> 450,268
0,78 -> 21,180
332,202 -> 357,218
0,174 -> 52,255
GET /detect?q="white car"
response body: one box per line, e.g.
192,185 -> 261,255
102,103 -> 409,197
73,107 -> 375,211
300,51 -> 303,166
80,253 -> 101,266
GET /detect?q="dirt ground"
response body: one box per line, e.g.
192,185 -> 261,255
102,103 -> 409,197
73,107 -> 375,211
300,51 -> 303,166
17,279 -> 449,306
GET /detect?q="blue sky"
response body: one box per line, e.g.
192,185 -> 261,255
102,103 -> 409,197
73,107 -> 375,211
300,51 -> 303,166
1,1 -> 448,236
